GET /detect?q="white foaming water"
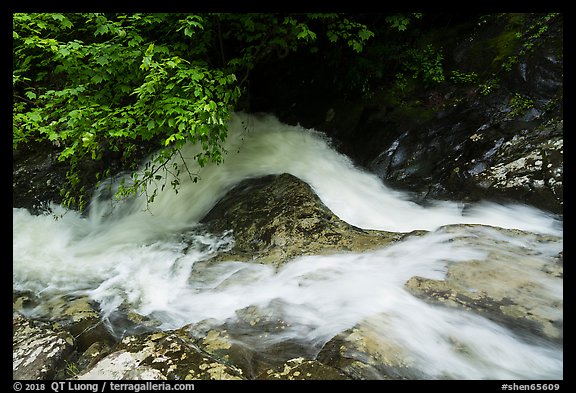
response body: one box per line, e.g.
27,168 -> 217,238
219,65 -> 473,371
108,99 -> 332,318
13,113 -> 562,379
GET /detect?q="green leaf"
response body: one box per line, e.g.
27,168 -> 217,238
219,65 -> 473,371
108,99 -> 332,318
141,56 -> 152,70
145,43 -> 155,56
58,46 -> 70,57
184,27 -> 195,37
358,29 -> 374,40
95,55 -> 110,66
327,31 -> 338,43
95,24 -> 109,36
59,143 -> 78,160
26,111 -> 41,122
91,74 -> 104,84
61,18 -> 73,29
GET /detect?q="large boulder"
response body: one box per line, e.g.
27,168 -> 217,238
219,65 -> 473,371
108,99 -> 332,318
201,173 -> 410,267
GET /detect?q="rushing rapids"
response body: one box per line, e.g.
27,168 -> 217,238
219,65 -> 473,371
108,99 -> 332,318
13,113 -> 562,379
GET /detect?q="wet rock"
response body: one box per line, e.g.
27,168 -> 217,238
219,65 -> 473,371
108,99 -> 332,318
248,14 -> 563,214
74,341 -> 114,375
47,296 -> 113,351
363,100 -> 563,213
13,312 -> 75,380
14,291 -> 115,353
75,329 -> 245,380
257,357 -> 348,380
186,306 -> 319,379
186,320 -> 260,378
13,137 -> 155,213
189,309 -> 349,380
12,143 -> 68,213
316,313 -> 425,380
471,122 -> 563,212
201,173 -> 406,267
13,291 -> 34,311
75,350 -> 162,380
404,224 -> 563,343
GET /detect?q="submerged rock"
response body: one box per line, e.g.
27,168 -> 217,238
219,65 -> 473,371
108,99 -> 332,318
201,173 -> 408,267
186,306 -> 324,379
316,313 -> 425,380
404,224 -> 563,343
13,291 -> 116,353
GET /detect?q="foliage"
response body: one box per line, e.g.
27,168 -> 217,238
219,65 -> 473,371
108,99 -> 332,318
477,78 -> 500,96
403,44 -> 445,85
449,70 -> 478,85
460,13 -> 560,99
385,13 -> 423,32
381,41 -> 445,100
333,13 -> 447,102
64,360 -> 80,379
508,93 -> 535,118
13,13 -> 374,211
501,13 -> 560,72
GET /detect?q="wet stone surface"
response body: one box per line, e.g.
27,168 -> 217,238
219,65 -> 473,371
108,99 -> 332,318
201,173 -> 407,268
13,312 -> 75,380
404,224 -> 563,344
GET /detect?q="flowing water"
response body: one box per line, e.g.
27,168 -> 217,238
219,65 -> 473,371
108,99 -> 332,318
13,112 -> 562,379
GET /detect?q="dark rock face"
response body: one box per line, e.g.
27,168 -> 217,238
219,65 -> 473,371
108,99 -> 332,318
12,144 -> 69,214
360,78 -> 563,213
249,14 -> 563,214
201,173 -> 407,267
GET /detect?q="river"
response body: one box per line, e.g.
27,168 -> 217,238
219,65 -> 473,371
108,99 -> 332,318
13,112 -> 562,379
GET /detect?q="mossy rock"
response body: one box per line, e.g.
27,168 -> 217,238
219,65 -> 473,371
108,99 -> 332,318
404,224 -> 563,343
76,330 -> 245,380
201,173 -> 407,268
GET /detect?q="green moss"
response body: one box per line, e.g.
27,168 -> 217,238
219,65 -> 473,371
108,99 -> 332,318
489,30 -> 522,66
462,14 -> 525,74
380,89 -> 436,124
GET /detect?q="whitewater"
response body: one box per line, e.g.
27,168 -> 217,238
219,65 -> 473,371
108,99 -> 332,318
13,112 -> 562,379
